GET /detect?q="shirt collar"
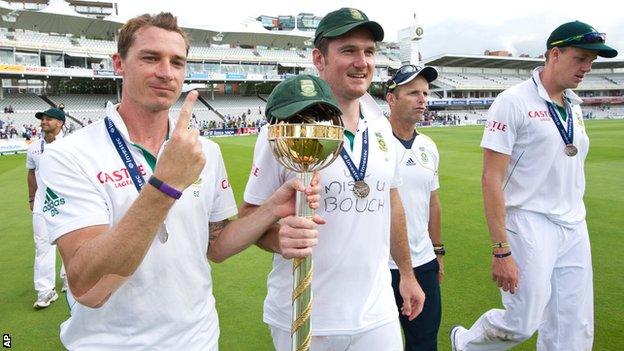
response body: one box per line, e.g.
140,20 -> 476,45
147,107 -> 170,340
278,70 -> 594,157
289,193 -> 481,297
532,67 -> 583,105
105,101 -> 174,143
359,92 -> 384,123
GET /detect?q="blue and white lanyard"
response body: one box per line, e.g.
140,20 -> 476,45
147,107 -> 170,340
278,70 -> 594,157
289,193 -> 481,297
104,116 -> 145,193
545,101 -> 574,145
340,128 -> 369,182
532,77 -> 574,145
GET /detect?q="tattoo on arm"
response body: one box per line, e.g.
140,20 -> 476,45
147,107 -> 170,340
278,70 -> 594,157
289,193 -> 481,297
208,219 -> 229,244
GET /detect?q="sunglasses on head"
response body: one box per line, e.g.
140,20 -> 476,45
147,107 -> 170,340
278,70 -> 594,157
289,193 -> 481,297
387,65 -> 423,91
550,32 -> 606,47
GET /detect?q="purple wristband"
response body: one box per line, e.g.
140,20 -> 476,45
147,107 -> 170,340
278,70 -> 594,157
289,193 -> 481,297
148,176 -> 183,200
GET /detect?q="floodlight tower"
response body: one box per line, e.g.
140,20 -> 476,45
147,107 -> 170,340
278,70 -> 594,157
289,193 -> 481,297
398,13 -> 424,65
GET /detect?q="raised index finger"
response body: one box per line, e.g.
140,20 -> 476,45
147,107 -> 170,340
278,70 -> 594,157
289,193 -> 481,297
174,90 -> 198,133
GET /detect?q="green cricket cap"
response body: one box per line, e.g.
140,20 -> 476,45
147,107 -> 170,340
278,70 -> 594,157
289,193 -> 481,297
314,7 -> 384,46
266,75 -> 342,120
35,107 -> 66,123
547,20 -> 617,58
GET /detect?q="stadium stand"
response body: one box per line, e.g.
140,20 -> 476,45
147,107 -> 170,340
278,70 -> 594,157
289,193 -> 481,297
1,3 -> 623,145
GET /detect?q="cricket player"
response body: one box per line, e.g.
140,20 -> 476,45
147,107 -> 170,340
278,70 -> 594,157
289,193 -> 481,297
451,20 -> 618,350
386,64 -> 444,350
241,7 -> 424,351
38,12 -> 321,350
27,107 -> 67,309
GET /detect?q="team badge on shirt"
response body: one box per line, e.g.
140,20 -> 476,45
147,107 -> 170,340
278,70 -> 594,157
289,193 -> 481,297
375,132 -> 388,152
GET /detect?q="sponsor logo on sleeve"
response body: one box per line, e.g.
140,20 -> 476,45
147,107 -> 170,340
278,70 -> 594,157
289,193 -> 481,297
43,188 -> 65,217
486,120 -> 507,132
251,165 -> 260,177
220,179 -> 230,189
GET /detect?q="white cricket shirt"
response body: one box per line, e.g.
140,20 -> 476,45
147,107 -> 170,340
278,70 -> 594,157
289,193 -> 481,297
39,102 -> 237,350
244,93 -> 401,335
480,67 -> 589,227
26,132 -> 63,215
389,132 -> 439,269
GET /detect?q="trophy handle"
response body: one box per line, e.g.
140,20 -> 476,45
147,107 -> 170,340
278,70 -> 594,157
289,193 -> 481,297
292,172 -> 313,351
296,172 -> 314,219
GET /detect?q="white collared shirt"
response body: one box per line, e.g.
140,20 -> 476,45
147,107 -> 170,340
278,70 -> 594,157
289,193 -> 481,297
27,131 -> 63,214
244,93 -> 402,335
39,102 -> 237,350
390,132 -> 439,269
480,67 -> 589,226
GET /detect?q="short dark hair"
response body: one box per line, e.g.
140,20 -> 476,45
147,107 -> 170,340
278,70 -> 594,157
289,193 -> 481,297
117,12 -> 189,58
315,37 -> 331,57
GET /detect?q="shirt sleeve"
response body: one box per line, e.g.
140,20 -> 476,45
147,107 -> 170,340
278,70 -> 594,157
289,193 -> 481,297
480,93 -> 524,155
208,143 -> 238,222
39,146 -> 110,244
431,143 -> 440,191
389,130 -> 402,189
26,145 -> 36,169
243,126 -> 293,205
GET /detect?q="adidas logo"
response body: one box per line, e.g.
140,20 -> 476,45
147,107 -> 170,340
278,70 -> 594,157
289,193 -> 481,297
42,188 -> 65,217
406,158 -> 417,166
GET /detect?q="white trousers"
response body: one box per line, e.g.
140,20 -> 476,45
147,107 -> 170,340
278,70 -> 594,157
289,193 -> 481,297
270,319 -> 402,351
33,213 -> 65,294
456,209 -> 593,351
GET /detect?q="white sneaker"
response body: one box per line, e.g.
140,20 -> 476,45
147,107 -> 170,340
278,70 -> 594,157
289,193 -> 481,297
33,290 -> 58,309
61,278 -> 68,293
450,325 -> 467,351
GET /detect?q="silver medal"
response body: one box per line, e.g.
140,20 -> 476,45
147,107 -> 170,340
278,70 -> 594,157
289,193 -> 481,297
564,144 -> 578,157
353,180 -> 370,198
158,222 -> 168,243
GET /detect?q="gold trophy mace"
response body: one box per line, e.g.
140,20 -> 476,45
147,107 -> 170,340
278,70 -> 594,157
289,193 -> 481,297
268,116 -> 344,351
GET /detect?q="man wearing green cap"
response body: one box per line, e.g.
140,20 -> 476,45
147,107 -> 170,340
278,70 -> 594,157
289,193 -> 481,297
26,107 -> 67,309
242,8 -> 424,350
450,21 -> 618,351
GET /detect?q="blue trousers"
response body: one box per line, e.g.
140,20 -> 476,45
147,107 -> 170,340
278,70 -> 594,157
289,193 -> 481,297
391,258 -> 441,351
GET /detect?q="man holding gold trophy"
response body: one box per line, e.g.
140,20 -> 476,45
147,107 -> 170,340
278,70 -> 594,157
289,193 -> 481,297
241,7 -> 425,351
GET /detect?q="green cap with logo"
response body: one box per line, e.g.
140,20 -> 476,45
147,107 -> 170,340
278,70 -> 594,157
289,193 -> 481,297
547,20 -> 618,58
35,107 -> 66,123
265,75 -> 342,120
314,7 -> 384,46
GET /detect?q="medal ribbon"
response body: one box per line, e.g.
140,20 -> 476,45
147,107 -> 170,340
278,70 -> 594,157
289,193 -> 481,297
105,116 -> 145,193
340,128 -> 369,182
546,101 -> 574,146
532,76 -> 574,146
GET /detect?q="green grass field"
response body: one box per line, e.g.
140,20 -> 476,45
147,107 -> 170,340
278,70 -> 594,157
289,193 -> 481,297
1,120 -> 623,350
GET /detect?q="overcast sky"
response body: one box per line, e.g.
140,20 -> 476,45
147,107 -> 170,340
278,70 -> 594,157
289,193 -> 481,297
114,0 -> 623,60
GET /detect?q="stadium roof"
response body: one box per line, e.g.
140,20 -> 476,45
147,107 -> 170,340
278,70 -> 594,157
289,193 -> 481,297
423,54 -> 624,70
1,1 -> 313,48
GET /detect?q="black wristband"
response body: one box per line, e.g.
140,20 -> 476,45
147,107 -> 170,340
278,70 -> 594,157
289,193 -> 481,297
433,246 -> 445,256
493,251 -> 512,258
